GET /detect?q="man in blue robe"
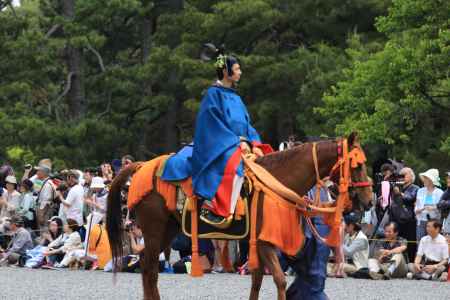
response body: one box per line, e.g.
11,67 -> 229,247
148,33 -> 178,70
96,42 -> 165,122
162,52 -> 270,227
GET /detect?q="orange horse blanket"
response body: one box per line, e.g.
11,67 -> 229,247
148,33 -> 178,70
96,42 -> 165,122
127,155 -> 193,211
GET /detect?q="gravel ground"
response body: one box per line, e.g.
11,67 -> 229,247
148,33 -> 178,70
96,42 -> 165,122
0,267 -> 448,300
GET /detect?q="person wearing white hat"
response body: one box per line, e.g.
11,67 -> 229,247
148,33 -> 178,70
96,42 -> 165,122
83,177 -> 108,257
85,177 -> 108,220
415,169 -> 444,241
4,176 -> 21,210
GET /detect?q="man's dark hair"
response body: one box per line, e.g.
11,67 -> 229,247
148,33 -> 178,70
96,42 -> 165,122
427,219 -> 442,230
122,155 -> 135,162
380,163 -> 395,173
384,221 -> 399,233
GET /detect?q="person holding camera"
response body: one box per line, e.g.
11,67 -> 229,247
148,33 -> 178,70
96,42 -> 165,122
392,167 -> 419,260
56,171 -> 84,226
415,169 -> 444,242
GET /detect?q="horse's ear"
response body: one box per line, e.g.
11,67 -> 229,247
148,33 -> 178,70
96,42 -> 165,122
348,132 -> 359,147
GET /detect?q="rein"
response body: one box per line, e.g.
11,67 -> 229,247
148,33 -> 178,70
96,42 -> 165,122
244,139 -> 370,270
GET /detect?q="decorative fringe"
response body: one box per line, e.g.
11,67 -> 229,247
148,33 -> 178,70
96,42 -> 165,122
235,198 -> 245,220
248,188 -> 260,271
190,196 -> 203,277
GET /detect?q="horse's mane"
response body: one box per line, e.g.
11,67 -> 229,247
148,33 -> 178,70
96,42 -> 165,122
257,139 -> 338,169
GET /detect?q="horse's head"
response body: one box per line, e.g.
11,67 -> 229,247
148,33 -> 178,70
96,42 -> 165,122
347,132 -> 373,211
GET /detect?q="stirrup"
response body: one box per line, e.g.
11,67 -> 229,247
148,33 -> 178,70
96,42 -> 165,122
200,213 -> 234,229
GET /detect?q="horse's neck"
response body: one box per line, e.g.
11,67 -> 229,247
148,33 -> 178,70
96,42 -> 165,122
257,142 -> 338,196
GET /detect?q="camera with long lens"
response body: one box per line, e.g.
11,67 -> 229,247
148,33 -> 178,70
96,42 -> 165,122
375,172 -> 405,188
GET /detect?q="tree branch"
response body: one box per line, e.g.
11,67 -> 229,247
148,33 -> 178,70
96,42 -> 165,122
45,24 -> 61,38
55,71 -> 74,104
420,90 -> 450,112
86,43 -> 106,72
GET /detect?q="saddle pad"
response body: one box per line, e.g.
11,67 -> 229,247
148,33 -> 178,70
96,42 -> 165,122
182,198 -> 250,240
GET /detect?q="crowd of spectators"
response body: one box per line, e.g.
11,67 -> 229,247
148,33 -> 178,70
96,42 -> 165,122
0,156 -> 449,284
329,165 -> 450,282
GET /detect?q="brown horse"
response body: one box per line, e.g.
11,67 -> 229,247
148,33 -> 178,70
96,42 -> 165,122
106,134 -> 373,300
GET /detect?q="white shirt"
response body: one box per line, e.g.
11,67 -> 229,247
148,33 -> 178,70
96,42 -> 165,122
344,230 -> 369,270
4,190 -> 21,209
61,184 -> 84,225
417,234 -> 449,262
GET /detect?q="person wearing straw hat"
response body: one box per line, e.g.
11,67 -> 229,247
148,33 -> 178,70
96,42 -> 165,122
415,169 -> 444,242
34,160 -> 57,231
4,176 -> 20,210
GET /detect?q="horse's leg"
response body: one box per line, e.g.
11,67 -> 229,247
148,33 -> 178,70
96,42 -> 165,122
160,215 -> 180,264
136,193 -> 170,300
258,242 -> 287,300
249,264 -> 264,300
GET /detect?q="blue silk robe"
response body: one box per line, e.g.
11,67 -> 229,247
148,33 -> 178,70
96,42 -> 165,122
161,85 -> 261,202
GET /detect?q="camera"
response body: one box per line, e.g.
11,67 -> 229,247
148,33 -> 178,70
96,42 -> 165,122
56,182 -> 68,193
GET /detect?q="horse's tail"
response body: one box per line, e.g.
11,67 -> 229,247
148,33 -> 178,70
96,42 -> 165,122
106,162 -> 141,272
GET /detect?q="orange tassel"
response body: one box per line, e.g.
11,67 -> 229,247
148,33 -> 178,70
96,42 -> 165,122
235,197 -> 245,220
248,188 -> 260,271
190,197 -> 203,277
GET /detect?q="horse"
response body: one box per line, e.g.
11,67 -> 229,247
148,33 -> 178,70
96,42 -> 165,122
106,133 -> 373,300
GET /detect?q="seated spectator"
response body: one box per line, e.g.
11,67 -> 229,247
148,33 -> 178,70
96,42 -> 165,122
65,223 -> 112,270
368,222 -> 408,279
0,216 -> 33,266
39,217 -> 63,246
4,176 -> 21,210
407,219 -> 449,280
437,171 -> 450,235
415,169 -> 444,241
43,218 -> 82,268
56,171 -> 84,226
341,212 -> 369,275
104,221 -> 145,273
16,179 -> 35,229
0,191 -> 15,235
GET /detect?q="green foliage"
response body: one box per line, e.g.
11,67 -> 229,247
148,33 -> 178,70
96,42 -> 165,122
320,0 -> 450,170
1,0 -> 448,172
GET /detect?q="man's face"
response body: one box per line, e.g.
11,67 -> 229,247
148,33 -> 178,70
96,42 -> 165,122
224,63 -> 242,83
132,226 -> 142,238
402,171 -> 413,185
383,170 -> 393,179
10,223 -> 17,232
384,225 -> 397,240
345,223 -> 354,234
426,222 -> 439,237
84,172 -> 93,184
447,176 -> 450,188
36,170 -> 46,180
67,176 -> 77,186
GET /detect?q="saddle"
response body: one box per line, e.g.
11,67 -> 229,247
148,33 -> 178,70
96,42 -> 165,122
127,155 -> 251,240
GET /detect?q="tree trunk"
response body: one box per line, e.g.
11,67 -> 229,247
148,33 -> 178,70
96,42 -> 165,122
62,0 -> 85,119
